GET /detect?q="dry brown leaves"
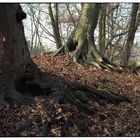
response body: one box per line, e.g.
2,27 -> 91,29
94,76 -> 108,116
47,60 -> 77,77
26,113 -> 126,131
0,52 -> 140,136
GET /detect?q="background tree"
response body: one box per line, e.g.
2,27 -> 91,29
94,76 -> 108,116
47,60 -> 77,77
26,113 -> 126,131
121,3 -> 139,66
22,4 -> 80,53
28,4 -> 45,53
48,3 -> 62,49
98,4 -> 106,57
98,3 -> 128,64
65,3 -> 115,69
22,3 -> 140,66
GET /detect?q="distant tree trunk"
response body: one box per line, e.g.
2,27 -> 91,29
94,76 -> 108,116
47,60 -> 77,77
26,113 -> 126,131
120,3 -> 139,66
98,4 -> 106,57
48,3 -> 62,49
107,9 -> 114,61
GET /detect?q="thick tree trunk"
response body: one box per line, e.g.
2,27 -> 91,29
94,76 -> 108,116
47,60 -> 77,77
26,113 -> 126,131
73,4 -> 101,63
0,4 -> 32,106
0,4 -> 49,107
65,4 -> 115,69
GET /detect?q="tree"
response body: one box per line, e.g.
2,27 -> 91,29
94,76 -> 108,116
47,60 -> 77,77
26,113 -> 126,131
98,4 -> 106,57
0,4 -> 130,128
120,3 -> 139,66
23,4 -> 57,52
65,4 -> 116,69
53,3 -> 81,54
48,3 -> 62,49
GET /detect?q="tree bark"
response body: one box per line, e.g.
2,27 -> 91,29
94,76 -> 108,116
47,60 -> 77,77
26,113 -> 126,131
65,4 -> 115,69
98,4 -> 106,57
74,4 -> 102,64
48,4 -> 62,49
0,4 -> 45,106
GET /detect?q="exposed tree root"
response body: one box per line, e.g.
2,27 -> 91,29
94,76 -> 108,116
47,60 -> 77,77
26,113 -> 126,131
13,115 -> 41,136
0,76 -> 29,107
40,102 -> 54,136
15,64 -> 132,108
0,63 -> 131,113
0,93 -> 8,108
53,46 -> 65,57
69,82 -> 131,103
53,33 -> 118,71
60,119 -> 69,136
6,89 -> 29,105
54,31 -> 121,71
66,91 -> 96,115
0,64 -> 132,136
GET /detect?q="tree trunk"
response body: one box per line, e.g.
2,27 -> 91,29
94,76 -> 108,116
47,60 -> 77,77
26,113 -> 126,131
98,4 -> 106,57
0,4 -> 28,106
106,9 -> 114,61
48,4 -> 62,49
120,3 -> 139,66
65,4 -> 116,69
0,4 -> 47,106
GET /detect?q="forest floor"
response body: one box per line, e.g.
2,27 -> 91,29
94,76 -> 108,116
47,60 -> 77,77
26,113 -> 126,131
0,52 -> 140,137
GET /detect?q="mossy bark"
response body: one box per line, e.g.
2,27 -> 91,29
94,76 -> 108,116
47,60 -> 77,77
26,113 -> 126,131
65,4 -> 115,69
73,4 -> 102,63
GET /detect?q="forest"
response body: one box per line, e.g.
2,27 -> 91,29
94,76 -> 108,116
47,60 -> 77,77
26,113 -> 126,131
0,3 -> 140,137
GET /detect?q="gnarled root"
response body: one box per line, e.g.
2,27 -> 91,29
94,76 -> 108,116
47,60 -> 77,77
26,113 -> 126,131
0,78 -> 29,108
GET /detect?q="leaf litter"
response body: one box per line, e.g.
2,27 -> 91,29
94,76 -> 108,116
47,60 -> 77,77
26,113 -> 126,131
0,52 -> 140,136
